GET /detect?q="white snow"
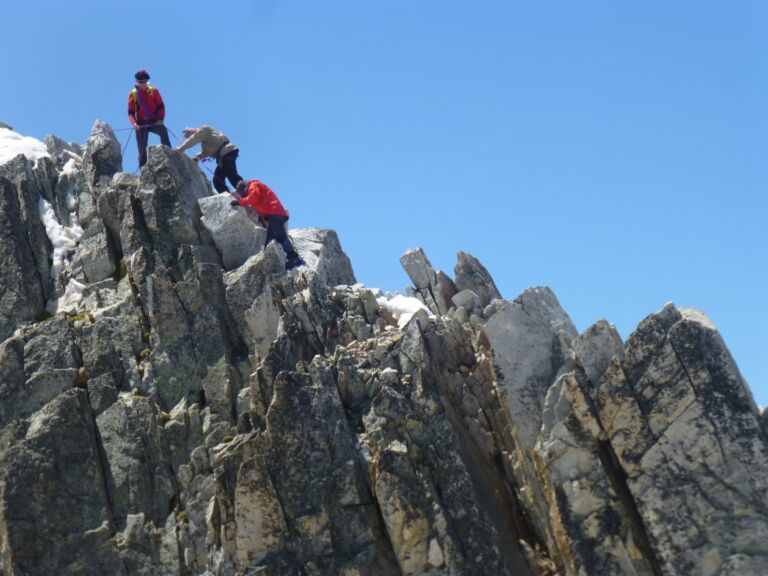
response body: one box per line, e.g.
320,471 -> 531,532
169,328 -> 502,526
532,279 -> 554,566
39,197 -> 85,313
38,197 -> 84,280
0,127 -> 50,166
59,158 -> 82,210
375,291 -> 434,329
47,278 -> 86,314
61,157 -> 79,175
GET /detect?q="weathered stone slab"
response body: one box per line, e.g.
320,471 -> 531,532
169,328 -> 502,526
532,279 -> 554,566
454,251 -> 502,307
199,192 -> 266,270
290,227 -> 356,286
83,119 -> 122,191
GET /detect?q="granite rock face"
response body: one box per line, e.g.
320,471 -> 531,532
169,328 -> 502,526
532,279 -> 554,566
454,250 -> 502,307
400,247 -> 457,316
0,175 -> 47,339
592,307 -> 768,575
0,120 -> 765,576
83,119 -> 122,191
289,227 -> 356,287
199,192 -> 267,270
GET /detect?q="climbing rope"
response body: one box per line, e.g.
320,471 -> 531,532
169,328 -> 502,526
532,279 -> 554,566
120,129 -> 134,159
117,126 -> 217,178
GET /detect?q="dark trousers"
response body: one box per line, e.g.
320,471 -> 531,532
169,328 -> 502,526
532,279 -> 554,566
264,216 -> 299,260
137,124 -> 171,167
213,150 -> 243,193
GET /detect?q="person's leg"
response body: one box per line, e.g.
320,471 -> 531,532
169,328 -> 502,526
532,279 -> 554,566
212,164 -> 228,193
153,124 -> 171,147
266,216 -> 303,267
221,151 -> 243,190
137,126 -> 150,167
263,219 -> 276,246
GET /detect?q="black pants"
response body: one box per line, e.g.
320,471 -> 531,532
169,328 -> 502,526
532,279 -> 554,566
264,216 -> 299,260
213,150 -> 243,193
137,124 -> 171,167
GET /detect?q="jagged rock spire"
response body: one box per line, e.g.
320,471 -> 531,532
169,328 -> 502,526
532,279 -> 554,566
0,121 -> 765,575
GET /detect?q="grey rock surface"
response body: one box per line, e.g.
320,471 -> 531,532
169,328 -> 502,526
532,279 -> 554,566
224,243 -> 286,361
534,370 -> 659,575
452,288 -> 482,313
290,227 -> 357,286
571,317 -> 624,386
400,247 -> 457,315
0,176 -> 46,339
112,171 -> 140,189
483,286 -> 578,448
595,306 -> 768,575
136,147 -> 211,270
454,250 -> 502,307
97,395 -> 176,526
0,390 -> 126,575
199,192 -> 266,270
482,286 -> 579,552
83,119 -> 122,191
45,133 -> 83,170
0,156 -> 54,304
0,125 -> 764,576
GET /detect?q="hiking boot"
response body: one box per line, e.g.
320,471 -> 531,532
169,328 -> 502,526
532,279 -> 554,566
286,256 -> 306,270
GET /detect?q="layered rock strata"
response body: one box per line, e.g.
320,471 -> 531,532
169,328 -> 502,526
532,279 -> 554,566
0,121 -> 765,576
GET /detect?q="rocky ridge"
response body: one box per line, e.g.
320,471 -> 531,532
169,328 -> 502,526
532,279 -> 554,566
0,120 -> 766,575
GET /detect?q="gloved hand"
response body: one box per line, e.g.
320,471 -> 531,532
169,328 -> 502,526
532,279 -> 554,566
230,200 -> 240,207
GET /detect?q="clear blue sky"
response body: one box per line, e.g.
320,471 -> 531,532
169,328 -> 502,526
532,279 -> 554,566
2,1 -> 766,405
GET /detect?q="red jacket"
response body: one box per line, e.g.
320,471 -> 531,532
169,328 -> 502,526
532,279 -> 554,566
128,85 -> 166,126
237,180 -> 289,218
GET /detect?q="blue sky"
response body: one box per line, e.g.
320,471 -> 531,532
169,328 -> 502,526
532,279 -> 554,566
2,1 -> 766,405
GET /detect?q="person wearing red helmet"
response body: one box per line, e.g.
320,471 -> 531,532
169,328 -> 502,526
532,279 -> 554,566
128,69 -> 171,167
231,179 -> 305,270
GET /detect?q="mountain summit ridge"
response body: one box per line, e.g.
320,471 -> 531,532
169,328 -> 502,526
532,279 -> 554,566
0,120 -> 766,575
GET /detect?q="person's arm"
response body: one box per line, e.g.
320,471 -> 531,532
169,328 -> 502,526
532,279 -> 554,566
232,182 -> 260,209
153,89 -> 166,123
128,91 -> 138,127
176,129 -> 205,153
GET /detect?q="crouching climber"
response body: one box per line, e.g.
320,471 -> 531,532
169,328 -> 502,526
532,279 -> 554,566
175,125 -> 243,193
231,179 -> 305,270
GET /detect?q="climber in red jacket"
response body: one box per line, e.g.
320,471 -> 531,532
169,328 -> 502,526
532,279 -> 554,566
231,179 -> 305,270
128,69 -> 171,167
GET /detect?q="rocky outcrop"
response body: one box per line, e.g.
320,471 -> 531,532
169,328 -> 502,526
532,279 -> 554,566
0,120 -> 764,575
400,247 -> 457,316
454,250 -> 502,307
0,390 -> 126,576
45,133 -> 83,170
0,155 -> 55,305
290,227 -> 356,287
0,176 -> 46,339
592,306 -> 768,574
83,119 -> 122,191
199,192 -> 266,270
